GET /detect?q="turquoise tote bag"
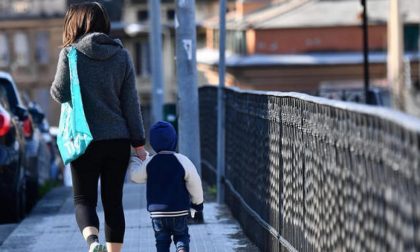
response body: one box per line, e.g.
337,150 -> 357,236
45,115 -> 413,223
57,47 -> 93,165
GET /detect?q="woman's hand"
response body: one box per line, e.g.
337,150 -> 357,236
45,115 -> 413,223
135,146 -> 148,161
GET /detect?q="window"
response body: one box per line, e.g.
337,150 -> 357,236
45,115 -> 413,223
404,24 -> 419,52
13,0 -> 30,14
166,9 -> 175,21
0,33 -> 9,67
212,29 -> 247,55
35,32 -> 49,65
14,32 -> 30,66
226,30 -> 247,55
137,10 -> 148,22
135,41 -> 151,77
0,2 -> 10,17
213,29 -> 219,50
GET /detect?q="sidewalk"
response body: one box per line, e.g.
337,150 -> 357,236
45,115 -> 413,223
0,184 -> 258,252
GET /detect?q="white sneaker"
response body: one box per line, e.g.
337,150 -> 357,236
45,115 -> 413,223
89,242 -> 107,252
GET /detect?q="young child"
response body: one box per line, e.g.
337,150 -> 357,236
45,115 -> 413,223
130,121 -> 204,252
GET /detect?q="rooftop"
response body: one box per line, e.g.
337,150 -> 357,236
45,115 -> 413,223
203,0 -> 420,30
197,48 -> 420,67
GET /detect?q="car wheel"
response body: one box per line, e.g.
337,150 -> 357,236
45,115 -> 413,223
5,184 -> 25,223
14,166 -> 26,222
0,168 -> 26,223
0,195 -> 19,223
19,182 -> 26,219
26,178 -> 39,211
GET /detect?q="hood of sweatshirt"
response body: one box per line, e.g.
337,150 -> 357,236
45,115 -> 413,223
73,32 -> 123,60
150,121 -> 178,152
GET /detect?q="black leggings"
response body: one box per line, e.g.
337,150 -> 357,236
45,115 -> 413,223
71,139 -> 130,243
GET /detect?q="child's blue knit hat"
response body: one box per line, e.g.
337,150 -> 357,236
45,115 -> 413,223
150,121 -> 177,152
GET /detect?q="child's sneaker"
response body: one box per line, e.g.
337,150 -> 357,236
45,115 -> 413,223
89,242 -> 107,252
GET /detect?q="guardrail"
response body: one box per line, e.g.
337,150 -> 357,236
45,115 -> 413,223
199,86 -> 420,252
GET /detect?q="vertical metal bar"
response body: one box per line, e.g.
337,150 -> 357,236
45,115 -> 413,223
362,0 -> 370,104
387,0 -> 405,109
418,23 -> 420,84
217,0 -> 227,204
175,0 -> 202,174
148,0 -> 164,123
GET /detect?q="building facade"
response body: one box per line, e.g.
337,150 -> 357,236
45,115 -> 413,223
0,0 -> 66,125
0,0 -> 223,125
198,0 -> 420,95
119,0 -> 224,105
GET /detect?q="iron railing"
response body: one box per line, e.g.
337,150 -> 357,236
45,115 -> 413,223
199,86 -> 420,252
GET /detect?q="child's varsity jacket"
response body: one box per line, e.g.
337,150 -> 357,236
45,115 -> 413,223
130,152 -> 204,217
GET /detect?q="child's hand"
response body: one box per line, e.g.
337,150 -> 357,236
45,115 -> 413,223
128,151 -> 149,184
135,146 -> 148,160
191,202 -> 204,212
190,204 -> 204,224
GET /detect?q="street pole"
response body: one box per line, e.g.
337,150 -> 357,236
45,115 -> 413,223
175,0 -> 201,174
148,0 -> 164,123
216,0 -> 227,204
387,0 -> 405,110
361,0 -> 370,104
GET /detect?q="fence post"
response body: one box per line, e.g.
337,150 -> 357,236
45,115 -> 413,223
361,0 -> 370,104
216,0 -> 227,204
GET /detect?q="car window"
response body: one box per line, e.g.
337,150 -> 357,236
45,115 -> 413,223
0,84 -> 11,111
0,78 -> 20,110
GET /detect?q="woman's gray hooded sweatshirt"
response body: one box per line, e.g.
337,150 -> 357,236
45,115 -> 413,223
51,32 -> 145,147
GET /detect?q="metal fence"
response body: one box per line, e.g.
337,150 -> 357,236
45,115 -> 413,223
199,86 -> 420,252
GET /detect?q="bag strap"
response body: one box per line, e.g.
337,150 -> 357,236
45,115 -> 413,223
67,47 -> 79,100
66,47 -> 90,132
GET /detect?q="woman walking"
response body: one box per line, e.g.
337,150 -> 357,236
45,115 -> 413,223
51,2 -> 147,252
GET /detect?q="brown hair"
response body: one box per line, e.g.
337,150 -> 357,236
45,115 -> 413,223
62,2 -> 110,47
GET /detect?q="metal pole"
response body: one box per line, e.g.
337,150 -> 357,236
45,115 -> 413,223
148,0 -> 164,123
361,0 -> 370,104
175,0 -> 201,174
387,0 -> 405,109
216,0 -> 227,204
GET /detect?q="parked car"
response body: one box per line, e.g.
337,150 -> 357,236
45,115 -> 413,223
1,83 -> 43,211
48,126 -> 64,182
24,97 -> 60,185
21,114 -> 41,209
20,99 -> 51,209
0,72 -> 29,222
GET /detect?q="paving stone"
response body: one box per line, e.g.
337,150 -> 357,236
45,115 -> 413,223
0,184 -> 258,252
0,224 -> 17,246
